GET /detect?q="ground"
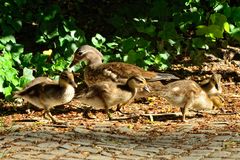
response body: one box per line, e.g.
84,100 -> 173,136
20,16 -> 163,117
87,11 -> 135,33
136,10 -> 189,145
1,56 -> 240,159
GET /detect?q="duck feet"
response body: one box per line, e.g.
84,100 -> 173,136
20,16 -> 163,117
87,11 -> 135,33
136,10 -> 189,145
82,108 -> 96,119
43,111 -> 66,124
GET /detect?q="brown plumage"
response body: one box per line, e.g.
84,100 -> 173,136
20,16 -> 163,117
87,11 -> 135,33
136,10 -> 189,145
70,45 -> 179,86
199,73 -> 224,109
200,73 -> 222,96
156,80 -> 214,122
14,71 -> 77,123
76,75 -> 150,120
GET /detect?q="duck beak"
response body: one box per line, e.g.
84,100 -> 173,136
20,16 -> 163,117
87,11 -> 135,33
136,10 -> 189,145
143,85 -> 150,93
70,53 -> 85,67
71,81 -> 78,88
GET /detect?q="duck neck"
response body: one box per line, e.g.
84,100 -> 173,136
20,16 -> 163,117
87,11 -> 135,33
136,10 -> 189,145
131,88 -> 138,98
59,80 -> 71,89
122,87 -> 138,104
88,57 -> 102,69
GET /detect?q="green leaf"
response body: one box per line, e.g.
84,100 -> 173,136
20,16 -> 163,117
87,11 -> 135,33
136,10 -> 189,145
223,3 -> 231,18
210,13 -> 227,29
19,67 -> 35,87
44,5 -> 60,21
230,27 -> 240,41
136,38 -> 150,48
196,25 -> 208,35
9,20 -> 22,32
134,21 -> 156,37
155,51 -> 169,64
92,34 -> 106,48
59,34 -> 73,46
46,27 -> 59,39
21,52 -> 33,66
214,4 -> 223,12
231,7 -> 240,25
0,43 -> 5,50
196,25 -> 223,39
107,42 -> 118,49
158,22 -> 179,40
0,51 -> 12,66
145,25 -> 156,36
52,57 -> 68,71
102,55 -> 111,63
36,35 -> 47,43
144,59 -> 154,66
122,37 -> 136,53
3,86 -> 12,97
0,76 -> 4,92
4,68 -> 19,86
63,17 -> 76,32
192,38 -> 209,49
1,22 -> 15,35
125,50 -> 137,64
0,35 -> 16,44
224,22 -> 230,33
23,67 -> 34,79
154,51 -> 170,70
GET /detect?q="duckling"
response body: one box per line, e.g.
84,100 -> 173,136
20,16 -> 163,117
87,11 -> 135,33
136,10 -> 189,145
199,73 -> 224,109
70,45 -> 179,86
156,80 -> 214,122
76,75 -> 150,120
200,73 -> 222,96
14,71 -> 77,124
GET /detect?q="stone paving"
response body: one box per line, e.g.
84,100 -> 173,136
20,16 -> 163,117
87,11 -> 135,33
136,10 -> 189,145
1,119 -> 240,160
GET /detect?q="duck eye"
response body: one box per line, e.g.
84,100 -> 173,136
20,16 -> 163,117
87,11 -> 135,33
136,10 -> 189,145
74,48 -> 82,54
60,73 -> 69,80
134,77 -> 144,83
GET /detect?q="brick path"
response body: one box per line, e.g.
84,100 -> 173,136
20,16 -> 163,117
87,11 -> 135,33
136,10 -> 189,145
1,119 -> 240,160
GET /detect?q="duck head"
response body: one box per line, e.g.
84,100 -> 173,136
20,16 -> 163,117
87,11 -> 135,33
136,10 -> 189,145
127,76 -> 150,92
59,71 -> 77,88
71,45 -> 103,68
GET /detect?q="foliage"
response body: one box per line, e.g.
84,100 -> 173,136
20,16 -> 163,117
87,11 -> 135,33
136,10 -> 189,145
0,0 -> 240,98
87,0 -> 240,69
0,0 -> 85,98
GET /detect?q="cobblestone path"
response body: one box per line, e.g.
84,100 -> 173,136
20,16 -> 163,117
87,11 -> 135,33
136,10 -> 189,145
1,120 -> 240,160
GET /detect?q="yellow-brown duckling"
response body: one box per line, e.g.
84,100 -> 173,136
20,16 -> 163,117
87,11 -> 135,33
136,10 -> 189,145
156,80 -> 214,122
76,75 -> 150,120
200,73 -> 224,109
14,71 -> 77,124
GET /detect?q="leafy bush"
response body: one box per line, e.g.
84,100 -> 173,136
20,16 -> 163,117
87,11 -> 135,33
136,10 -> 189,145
87,0 -> 240,69
0,0 -> 85,98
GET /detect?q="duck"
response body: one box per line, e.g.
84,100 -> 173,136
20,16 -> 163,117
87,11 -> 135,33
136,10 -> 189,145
200,73 -> 222,96
156,79 -> 214,122
70,45 -> 179,86
14,71 -> 77,124
199,73 -> 224,109
75,75 -> 150,120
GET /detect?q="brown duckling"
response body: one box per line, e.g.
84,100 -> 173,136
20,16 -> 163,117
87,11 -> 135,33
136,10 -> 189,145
14,71 -> 77,123
156,80 -> 214,122
200,73 -> 222,96
70,45 -> 179,86
76,75 -> 150,120
199,73 -> 224,109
